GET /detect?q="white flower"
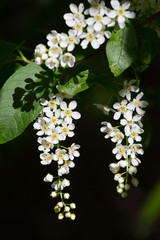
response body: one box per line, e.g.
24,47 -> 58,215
51,180 -> 63,191
58,166 -> 68,176
127,143 -> 144,158
35,44 -> 47,56
50,191 -> 57,198
85,0 -> 108,15
113,99 -> 128,120
43,111 -> 62,129
68,143 -> 80,160
37,137 -> 54,152
120,110 -> 142,134
109,163 -> 120,174
46,30 -> 61,47
60,30 -> 80,52
128,166 -> 137,175
41,93 -> 60,113
110,129 -> 124,144
60,53 -> 75,68
108,0 -> 136,29
86,7 -> 111,31
62,178 -> 70,188
64,193 -> 70,199
35,56 -> 43,65
119,79 -> 139,100
130,157 -> 141,167
40,152 -> 53,165
59,122 -> 75,140
53,148 -> 69,165
33,117 -> 52,136
80,26 -> 105,49
48,45 -> 62,58
100,121 -> 114,139
126,124 -> 144,144
45,57 -> 59,69
127,92 -> 148,115
60,100 -> 81,123
46,128 -> 64,144
64,3 -> 85,25
119,160 -> 128,168
43,173 -> 53,182
112,144 -> 128,160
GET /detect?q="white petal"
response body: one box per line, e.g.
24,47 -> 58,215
64,13 -> 73,20
89,7 -> 99,16
86,17 -> 95,26
72,111 -> 81,119
135,136 -> 141,142
66,19 -> 75,27
69,4 -> 78,13
136,107 -> 145,115
119,21 -> 125,29
127,102 -> 135,110
120,119 -> 127,125
137,92 -> 144,100
113,102 -> 120,109
69,100 -> 77,110
107,10 -> 117,18
124,111 -> 132,121
68,131 -> 75,137
139,100 -> 148,108
122,2 -> 130,10
79,3 -> 84,13
94,22 -> 102,31
60,41 -> 68,48
111,0 -> 120,10
128,137 -> 134,144
124,11 -> 136,19
113,111 -> 121,120
60,101 -> 67,110
102,16 -> 111,25
91,39 -> 100,49
81,39 -> 89,49
68,44 -> 75,52
74,150 -> 80,157
118,15 -> 125,23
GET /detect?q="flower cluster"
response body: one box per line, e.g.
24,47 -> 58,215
34,0 -> 136,69
100,80 -> 148,197
33,87 -> 81,220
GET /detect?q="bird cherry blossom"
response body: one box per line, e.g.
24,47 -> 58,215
108,0 -> 136,28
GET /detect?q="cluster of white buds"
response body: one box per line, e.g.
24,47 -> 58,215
34,0 -> 136,69
100,80 -> 148,197
33,87 -> 81,220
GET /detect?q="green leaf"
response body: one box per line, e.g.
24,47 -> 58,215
106,20 -> 137,76
0,62 -> 47,144
59,70 -> 95,96
137,28 -> 159,71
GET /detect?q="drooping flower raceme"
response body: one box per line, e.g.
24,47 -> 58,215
34,88 -> 81,220
34,0 -> 136,70
99,80 -> 148,197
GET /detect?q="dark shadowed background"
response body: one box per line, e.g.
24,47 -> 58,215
0,0 -> 160,239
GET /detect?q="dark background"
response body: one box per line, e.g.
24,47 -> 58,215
0,0 -> 160,239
